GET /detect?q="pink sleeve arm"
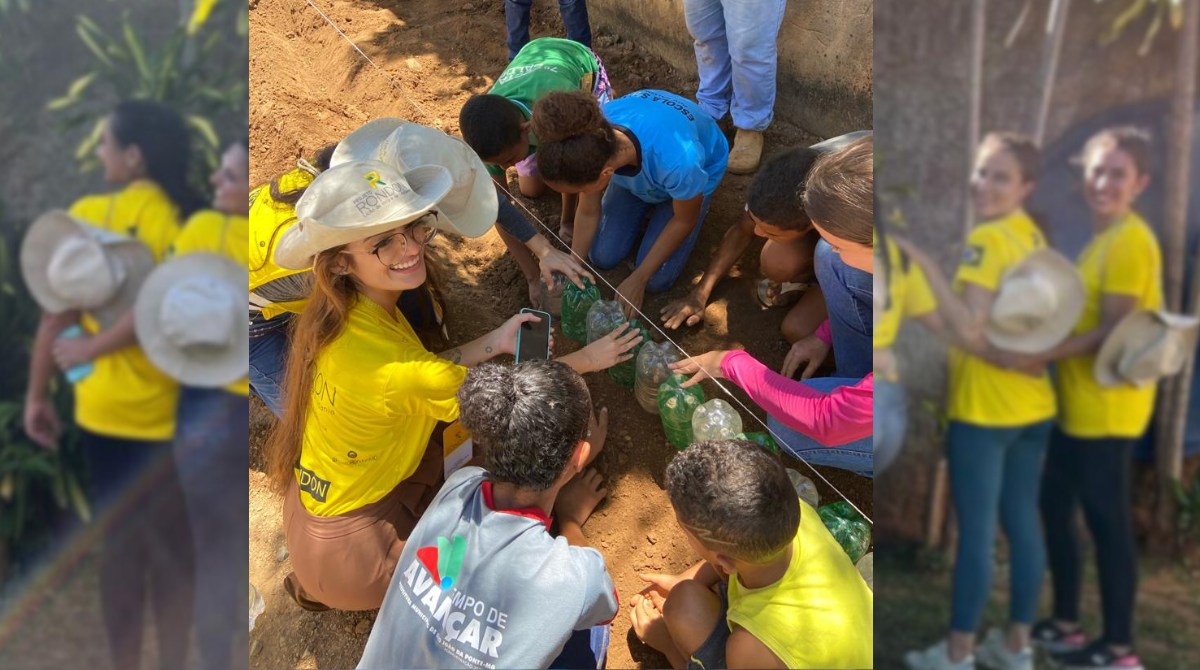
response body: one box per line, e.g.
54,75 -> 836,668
814,320 -> 832,346
719,350 -> 872,446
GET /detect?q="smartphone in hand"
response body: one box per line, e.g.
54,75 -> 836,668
516,308 -> 552,363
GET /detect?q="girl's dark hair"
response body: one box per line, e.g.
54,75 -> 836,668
802,135 -> 873,246
530,90 -> 619,185
111,100 -> 205,217
665,440 -> 800,563
459,95 -> 527,160
746,147 -> 822,231
1081,126 -> 1153,177
981,131 -> 1041,184
269,144 -> 337,205
458,360 -> 592,492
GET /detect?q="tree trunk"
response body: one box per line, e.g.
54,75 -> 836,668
1153,0 -> 1199,555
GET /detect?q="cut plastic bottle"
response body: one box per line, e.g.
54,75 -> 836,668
856,552 -> 873,591
817,501 -> 872,563
561,278 -> 600,342
539,272 -> 569,317
786,468 -> 820,509
249,582 -> 265,632
691,398 -> 743,442
635,342 -> 680,414
739,431 -> 782,455
658,374 -> 705,449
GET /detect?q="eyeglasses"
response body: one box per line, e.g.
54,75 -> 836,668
342,216 -> 439,268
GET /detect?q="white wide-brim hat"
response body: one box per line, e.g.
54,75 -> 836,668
20,210 -> 156,329
276,159 -> 453,270
135,253 -> 250,387
985,248 -> 1085,354
332,118 -> 498,239
1095,310 -> 1200,388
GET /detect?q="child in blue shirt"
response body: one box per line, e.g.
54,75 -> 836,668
530,89 -> 729,315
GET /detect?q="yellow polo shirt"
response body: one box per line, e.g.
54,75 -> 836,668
1057,212 -> 1163,438
69,180 -> 182,441
249,168 -> 313,320
726,499 -> 874,669
170,210 -> 251,396
874,236 -> 937,351
947,210 -> 1057,426
296,296 -> 466,516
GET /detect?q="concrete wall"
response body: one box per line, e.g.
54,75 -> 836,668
584,0 -> 873,138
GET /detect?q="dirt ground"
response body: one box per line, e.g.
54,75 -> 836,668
248,1 -> 872,668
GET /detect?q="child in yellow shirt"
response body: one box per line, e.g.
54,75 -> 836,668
629,440 -> 873,669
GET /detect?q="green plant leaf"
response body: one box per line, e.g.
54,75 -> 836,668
123,18 -> 152,82
76,116 -> 106,162
187,114 -> 219,148
76,19 -> 115,69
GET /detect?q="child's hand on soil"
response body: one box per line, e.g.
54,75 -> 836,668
577,323 -> 643,372
585,407 -> 608,464
616,274 -> 648,320
554,468 -> 608,526
636,572 -> 683,600
629,590 -> 672,653
660,288 -> 709,329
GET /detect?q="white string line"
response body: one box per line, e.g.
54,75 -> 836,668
302,0 -> 873,525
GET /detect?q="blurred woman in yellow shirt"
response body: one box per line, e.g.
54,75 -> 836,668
1000,127 -> 1160,670
23,101 -> 201,670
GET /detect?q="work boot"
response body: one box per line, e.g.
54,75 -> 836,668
727,128 -> 764,174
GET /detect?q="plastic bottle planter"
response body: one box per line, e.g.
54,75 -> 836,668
691,398 -> 743,443
786,468 -> 820,509
608,320 -> 649,389
856,552 -> 873,591
561,278 -> 600,342
658,374 -> 705,450
817,501 -> 871,564
635,342 -> 680,414
539,272 -> 569,317
738,431 -> 781,456
249,583 -> 265,632
586,299 -> 626,343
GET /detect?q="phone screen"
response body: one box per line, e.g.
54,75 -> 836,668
516,310 -> 552,362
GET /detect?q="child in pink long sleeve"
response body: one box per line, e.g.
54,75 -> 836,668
672,346 -> 874,477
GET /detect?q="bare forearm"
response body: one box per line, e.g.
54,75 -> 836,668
558,519 -> 590,548
88,310 -> 138,359
28,312 -> 75,400
571,207 -> 601,261
696,214 -> 755,298
438,332 -> 499,367
632,215 -> 697,284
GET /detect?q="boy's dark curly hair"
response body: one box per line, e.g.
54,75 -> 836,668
665,440 -> 800,563
458,360 -> 592,491
746,147 -> 822,231
459,94 -> 527,161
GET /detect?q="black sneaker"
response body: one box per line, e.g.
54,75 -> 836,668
1032,619 -> 1087,654
1057,641 -> 1143,670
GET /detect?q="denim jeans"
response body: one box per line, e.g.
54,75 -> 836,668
769,376 -> 873,478
548,625 -> 610,670
946,419 -> 1053,633
248,313 -> 292,418
589,182 -> 713,293
682,0 -> 787,131
815,240 -> 873,379
174,387 -> 250,670
505,0 -> 592,61
873,377 -> 907,476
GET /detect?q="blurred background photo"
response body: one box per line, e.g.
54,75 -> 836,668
0,1 -> 248,668
876,1 -> 1199,669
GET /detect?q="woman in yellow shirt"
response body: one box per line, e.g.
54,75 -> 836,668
161,138 -> 251,670
22,101 -> 200,670
901,133 -> 1055,670
1000,127 -> 1159,670
265,159 -> 640,612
